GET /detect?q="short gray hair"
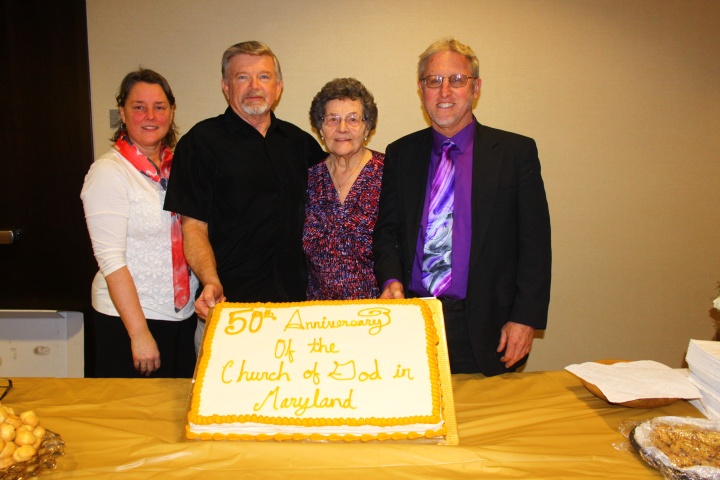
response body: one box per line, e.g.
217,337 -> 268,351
417,37 -> 479,80
221,41 -> 283,80
309,78 -> 378,132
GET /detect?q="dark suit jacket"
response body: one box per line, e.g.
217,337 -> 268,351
373,121 -> 551,376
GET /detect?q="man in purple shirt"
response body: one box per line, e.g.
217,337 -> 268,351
373,38 -> 551,376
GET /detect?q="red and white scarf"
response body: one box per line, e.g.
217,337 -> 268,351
115,134 -> 190,312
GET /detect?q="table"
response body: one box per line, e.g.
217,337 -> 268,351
2,372 -> 703,479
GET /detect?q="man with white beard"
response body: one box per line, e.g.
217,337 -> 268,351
165,41 -> 325,350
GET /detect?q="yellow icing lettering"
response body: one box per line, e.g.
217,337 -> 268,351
328,360 -> 382,381
357,307 -> 392,335
279,393 -> 310,415
303,362 -> 321,385
284,309 -> 304,331
253,386 -> 280,412
328,360 -> 356,380
285,308 -> 392,335
226,308 -> 277,335
312,388 -> 356,413
274,338 -> 296,362
357,359 -> 382,381
221,360 -> 234,383
393,364 -> 415,380
255,387 -> 357,416
225,308 -> 252,335
308,337 -> 338,354
234,360 -> 291,382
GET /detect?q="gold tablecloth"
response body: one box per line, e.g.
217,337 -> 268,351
2,372 -> 702,479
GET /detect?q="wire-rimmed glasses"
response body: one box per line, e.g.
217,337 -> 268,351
322,114 -> 365,128
421,74 -> 477,89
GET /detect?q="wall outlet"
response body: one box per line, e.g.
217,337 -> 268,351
109,109 -> 120,128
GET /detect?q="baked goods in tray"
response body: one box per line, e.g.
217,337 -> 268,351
0,403 -> 64,479
629,416 -> 720,479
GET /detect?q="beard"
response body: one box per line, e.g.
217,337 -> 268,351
241,102 -> 269,116
241,90 -> 269,116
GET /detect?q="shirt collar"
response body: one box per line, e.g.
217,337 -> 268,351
224,107 -> 279,135
432,116 -> 476,155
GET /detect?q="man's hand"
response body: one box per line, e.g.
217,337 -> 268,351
497,322 -> 535,369
195,283 -> 225,320
379,281 -> 404,299
182,217 -> 225,320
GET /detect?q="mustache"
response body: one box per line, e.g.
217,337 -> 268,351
243,90 -> 266,100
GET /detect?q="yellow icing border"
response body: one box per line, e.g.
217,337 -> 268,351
185,424 -> 448,442
187,298 -> 450,442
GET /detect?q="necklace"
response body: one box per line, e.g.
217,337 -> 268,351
331,154 -> 364,193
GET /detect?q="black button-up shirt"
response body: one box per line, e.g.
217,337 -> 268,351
165,108 -> 325,302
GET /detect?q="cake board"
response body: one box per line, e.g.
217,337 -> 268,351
423,297 -> 459,446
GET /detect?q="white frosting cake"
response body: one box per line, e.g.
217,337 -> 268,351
187,299 -> 447,441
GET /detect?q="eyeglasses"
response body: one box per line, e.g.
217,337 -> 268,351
421,74 -> 477,89
323,114 -> 365,128
0,378 -> 12,401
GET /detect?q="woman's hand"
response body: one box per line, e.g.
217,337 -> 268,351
105,267 -> 161,376
131,330 -> 161,376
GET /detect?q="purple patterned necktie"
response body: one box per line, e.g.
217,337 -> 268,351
422,140 -> 456,296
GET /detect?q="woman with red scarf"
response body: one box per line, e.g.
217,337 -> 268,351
81,69 -> 198,377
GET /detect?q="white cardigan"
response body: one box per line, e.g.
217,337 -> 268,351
81,149 -> 198,321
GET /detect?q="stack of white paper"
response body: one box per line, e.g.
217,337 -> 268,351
685,339 -> 720,419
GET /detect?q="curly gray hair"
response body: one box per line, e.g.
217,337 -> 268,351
309,78 -> 378,133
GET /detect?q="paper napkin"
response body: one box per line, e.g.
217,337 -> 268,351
565,360 -> 701,404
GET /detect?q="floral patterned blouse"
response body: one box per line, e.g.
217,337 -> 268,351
303,150 -> 385,300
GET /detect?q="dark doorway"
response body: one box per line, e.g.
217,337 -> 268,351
0,0 -> 97,376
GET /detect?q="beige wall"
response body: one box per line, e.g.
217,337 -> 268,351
86,0 -> 720,371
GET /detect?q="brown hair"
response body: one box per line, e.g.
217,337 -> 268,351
111,68 -> 177,148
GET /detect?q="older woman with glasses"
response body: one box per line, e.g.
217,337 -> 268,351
303,78 -> 383,300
